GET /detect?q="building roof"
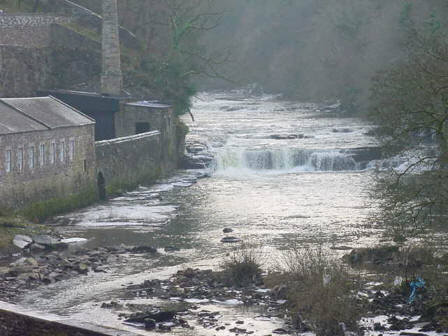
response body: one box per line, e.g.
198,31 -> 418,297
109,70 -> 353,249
0,96 -> 94,135
127,100 -> 171,109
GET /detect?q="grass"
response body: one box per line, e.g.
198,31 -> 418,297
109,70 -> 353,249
266,246 -> 364,336
0,0 -> 34,13
221,242 -> 263,287
60,22 -> 101,43
19,186 -> 98,223
0,208 -> 49,251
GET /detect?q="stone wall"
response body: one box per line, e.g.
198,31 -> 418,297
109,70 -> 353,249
0,301 -> 137,336
0,27 -> 52,47
0,14 -> 71,28
95,131 -> 162,195
0,46 -> 52,97
0,24 -> 101,98
116,103 -> 181,172
43,0 -> 139,49
0,14 -> 71,48
0,125 -> 96,209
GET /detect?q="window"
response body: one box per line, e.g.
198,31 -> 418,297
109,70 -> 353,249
5,150 -> 11,173
60,140 -> 65,163
17,148 -> 23,172
39,143 -> 45,167
28,146 -> 35,169
135,122 -> 151,134
50,142 -> 56,164
69,139 -> 75,161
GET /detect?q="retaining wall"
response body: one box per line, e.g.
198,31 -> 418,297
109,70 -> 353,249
95,131 -> 162,195
0,301 -> 137,336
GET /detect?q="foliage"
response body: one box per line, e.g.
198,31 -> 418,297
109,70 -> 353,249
221,242 -> 262,287
368,13 -> 448,241
280,247 -> 363,336
121,0 -> 227,116
20,186 -> 98,223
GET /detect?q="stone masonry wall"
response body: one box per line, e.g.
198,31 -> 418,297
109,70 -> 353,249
115,104 -> 181,172
0,14 -> 71,48
0,46 -> 52,97
0,125 -> 96,209
0,14 -> 71,28
0,27 -> 52,47
95,131 -> 161,195
0,24 -> 101,98
0,301 -> 137,336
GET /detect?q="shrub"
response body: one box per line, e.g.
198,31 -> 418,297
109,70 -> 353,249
280,247 -> 364,336
221,242 -> 262,287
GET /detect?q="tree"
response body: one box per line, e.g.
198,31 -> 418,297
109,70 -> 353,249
369,12 -> 448,242
120,0 -> 229,116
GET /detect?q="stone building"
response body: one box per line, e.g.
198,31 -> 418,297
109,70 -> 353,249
0,96 -> 96,209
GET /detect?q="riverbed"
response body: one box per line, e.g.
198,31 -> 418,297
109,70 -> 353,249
19,91 -> 386,335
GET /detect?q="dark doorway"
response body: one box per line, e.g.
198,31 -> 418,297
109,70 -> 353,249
135,122 -> 150,134
97,172 -> 106,201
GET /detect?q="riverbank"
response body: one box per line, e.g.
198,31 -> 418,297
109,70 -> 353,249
2,228 -> 447,336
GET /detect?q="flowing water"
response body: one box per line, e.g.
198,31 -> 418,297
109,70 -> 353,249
19,91 -> 386,335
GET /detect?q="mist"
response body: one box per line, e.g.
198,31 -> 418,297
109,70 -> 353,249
202,0 -> 448,113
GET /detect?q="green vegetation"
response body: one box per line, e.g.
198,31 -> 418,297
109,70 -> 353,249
0,0 -> 34,13
61,22 -> 101,43
269,247 -> 363,336
221,242 -> 262,287
368,11 -> 448,242
20,186 -> 98,223
0,208 -> 48,250
122,0 -> 224,116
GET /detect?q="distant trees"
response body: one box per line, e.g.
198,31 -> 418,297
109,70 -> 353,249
119,0 -> 227,116
368,11 -> 448,242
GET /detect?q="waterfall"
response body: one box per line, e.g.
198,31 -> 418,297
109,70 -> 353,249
215,148 -> 359,172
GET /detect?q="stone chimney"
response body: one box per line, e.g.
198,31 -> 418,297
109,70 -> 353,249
101,0 -> 122,96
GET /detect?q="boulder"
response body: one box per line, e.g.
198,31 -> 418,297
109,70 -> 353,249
32,235 -> 68,250
221,236 -> 241,243
13,235 -> 33,249
129,246 -> 157,254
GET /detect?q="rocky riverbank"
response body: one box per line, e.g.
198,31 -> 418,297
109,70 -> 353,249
0,233 -> 160,303
1,232 -> 447,336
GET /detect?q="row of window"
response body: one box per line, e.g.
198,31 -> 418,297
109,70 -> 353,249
3,139 -> 76,174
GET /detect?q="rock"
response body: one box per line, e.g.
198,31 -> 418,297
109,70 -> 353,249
93,266 -> 107,273
388,316 -> 415,331
11,257 -> 38,268
13,235 -> 33,249
374,322 -> 386,331
399,333 -> 429,336
229,327 -> 247,334
332,128 -> 353,133
223,228 -> 233,233
236,320 -> 244,324
164,246 -> 180,252
61,238 -> 88,244
32,235 -> 67,250
30,243 -> 46,252
144,318 -> 156,330
16,271 -> 39,281
180,154 -> 214,169
221,236 -> 241,243
272,328 -> 288,334
101,301 -> 122,309
129,246 -> 157,254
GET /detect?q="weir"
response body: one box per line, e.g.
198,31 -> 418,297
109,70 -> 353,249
215,147 -> 382,172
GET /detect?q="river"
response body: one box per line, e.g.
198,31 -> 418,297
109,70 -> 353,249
19,91 -> 384,335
